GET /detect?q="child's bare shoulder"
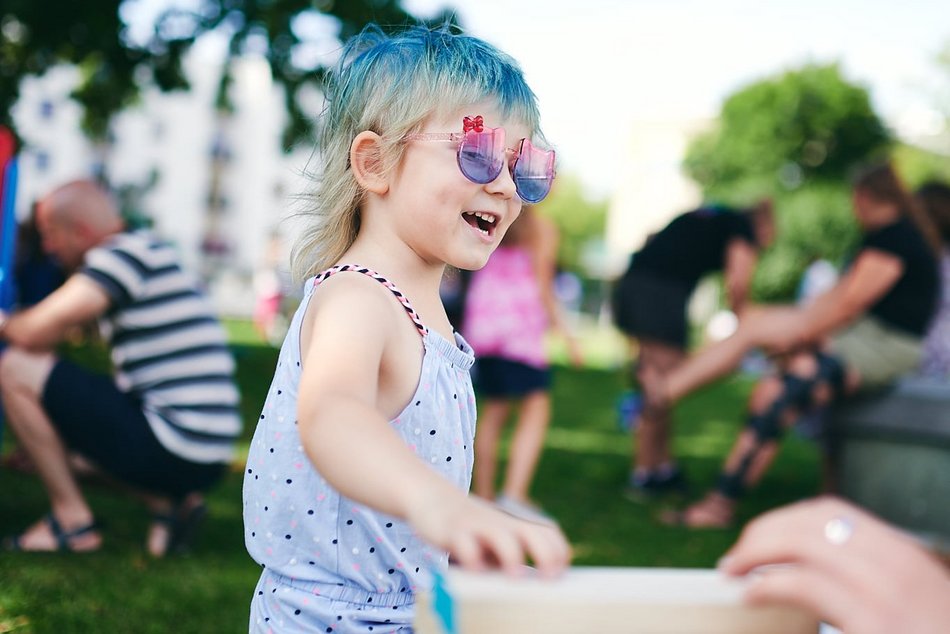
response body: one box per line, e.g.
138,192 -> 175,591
307,270 -> 401,332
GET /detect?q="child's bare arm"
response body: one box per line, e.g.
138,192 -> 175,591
297,278 -> 570,575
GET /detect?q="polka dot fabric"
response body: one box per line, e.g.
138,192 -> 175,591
243,268 -> 476,632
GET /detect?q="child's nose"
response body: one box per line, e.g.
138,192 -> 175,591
485,164 -> 517,200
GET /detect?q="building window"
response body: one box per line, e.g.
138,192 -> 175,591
35,151 -> 50,172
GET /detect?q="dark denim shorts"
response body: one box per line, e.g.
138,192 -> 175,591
41,358 -> 225,498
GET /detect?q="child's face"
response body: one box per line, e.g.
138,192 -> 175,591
388,102 -> 531,270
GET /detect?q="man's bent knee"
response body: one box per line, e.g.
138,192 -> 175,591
0,347 -> 58,397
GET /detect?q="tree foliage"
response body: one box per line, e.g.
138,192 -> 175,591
684,64 -> 890,199
0,0 -> 456,143
537,173 -> 608,275
683,64 -> 895,301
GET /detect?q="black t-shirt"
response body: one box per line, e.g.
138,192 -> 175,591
628,207 -> 756,290
858,217 -> 939,336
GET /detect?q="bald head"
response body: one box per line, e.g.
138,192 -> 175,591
39,181 -> 123,232
36,180 -> 125,269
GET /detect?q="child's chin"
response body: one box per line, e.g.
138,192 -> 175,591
447,249 -> 494,271
454,254 -> 491,271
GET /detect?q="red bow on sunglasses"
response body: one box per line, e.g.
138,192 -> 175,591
462,115 -> 484,133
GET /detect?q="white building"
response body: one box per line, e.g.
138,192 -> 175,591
11,51 -> 314,316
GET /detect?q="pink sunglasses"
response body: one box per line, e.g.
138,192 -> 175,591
403,116 -> 556,203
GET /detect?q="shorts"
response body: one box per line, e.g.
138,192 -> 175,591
830,315 -> 923,389
473,357 -> 551,398
41,358 -> 225,499
612,269 -> 690,348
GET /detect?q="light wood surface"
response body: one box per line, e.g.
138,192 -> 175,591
415,567 -> 819,633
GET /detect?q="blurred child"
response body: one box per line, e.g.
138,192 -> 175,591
463,206 -> 581,521
242,25 -> 570,631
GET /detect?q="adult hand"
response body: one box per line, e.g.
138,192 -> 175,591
719,496 -> 950,633
408,492 -> 571,578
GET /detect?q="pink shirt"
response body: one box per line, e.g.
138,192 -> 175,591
463,246 -> 549,368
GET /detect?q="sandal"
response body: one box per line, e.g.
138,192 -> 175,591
148,498 -> 208,557
2,513 -> 102,552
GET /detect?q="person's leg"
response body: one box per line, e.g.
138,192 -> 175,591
500,390 -> 551,502
673,349 -> 846,527
0,348 -> 101,551
472,398 -> 512,499
630,340 -> 686,494
646,306 -> 800,407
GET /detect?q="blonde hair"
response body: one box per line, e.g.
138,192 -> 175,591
291,25 -> 543,281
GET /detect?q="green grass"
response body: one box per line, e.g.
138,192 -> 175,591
0,331 -> 821,633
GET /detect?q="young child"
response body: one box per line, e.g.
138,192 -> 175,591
242,25 -> 570,632
463,206 -> 581,521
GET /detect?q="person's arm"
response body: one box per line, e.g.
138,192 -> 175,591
297,277 -> 571,575
723,238 -> 758,314
0,274 -> 111,350
530,215 -> 582,366
794,248 -> 903,344
719,496 -> 950,632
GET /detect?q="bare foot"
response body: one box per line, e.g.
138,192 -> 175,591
661,493 -> 735,528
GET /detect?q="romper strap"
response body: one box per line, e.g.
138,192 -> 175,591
313,264 -> 428,337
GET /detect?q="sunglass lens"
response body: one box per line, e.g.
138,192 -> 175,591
513,139 -> 555,203
457,129 -> 505,184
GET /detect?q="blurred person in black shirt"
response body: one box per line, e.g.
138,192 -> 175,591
613,201 -> 775,499
654,163 -> 940,528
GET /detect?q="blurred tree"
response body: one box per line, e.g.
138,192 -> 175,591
0,0 -> 457,144
536,173 -> 608,275
684,64 -> 892,301
894,144 -> 950,188
684,63 -> 890,199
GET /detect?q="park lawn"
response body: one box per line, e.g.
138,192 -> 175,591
0,337 -> 821,633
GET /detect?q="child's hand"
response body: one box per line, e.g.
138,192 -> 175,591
408,492 -> 571,578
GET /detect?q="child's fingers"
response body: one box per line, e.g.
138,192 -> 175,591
448,532 -> 486,572
518,523 -> 571,577
479,524 -> 526,575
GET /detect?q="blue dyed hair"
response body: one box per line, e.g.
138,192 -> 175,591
292,24 -> 543,279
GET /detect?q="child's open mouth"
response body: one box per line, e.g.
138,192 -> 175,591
461,211 -> 498,239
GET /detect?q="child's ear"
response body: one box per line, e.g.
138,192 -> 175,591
350,131 -> 389,195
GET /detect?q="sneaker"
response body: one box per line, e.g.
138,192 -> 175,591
624,467 -> 688,502
495,495 -> 557,526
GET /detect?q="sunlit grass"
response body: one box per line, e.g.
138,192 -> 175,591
0,323 -> 822,632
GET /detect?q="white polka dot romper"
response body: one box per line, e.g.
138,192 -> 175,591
243,265 -> 476,633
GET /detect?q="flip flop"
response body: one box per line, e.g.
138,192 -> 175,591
2,512 -> 102,552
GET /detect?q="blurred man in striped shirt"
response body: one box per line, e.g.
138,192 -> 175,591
0,180 -> 241,556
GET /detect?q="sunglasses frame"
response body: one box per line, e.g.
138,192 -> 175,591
403,124 -> 556,203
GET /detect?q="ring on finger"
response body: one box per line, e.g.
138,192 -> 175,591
824,516 -> 854,546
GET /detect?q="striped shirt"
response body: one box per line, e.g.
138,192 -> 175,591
79,231 -> 242,464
